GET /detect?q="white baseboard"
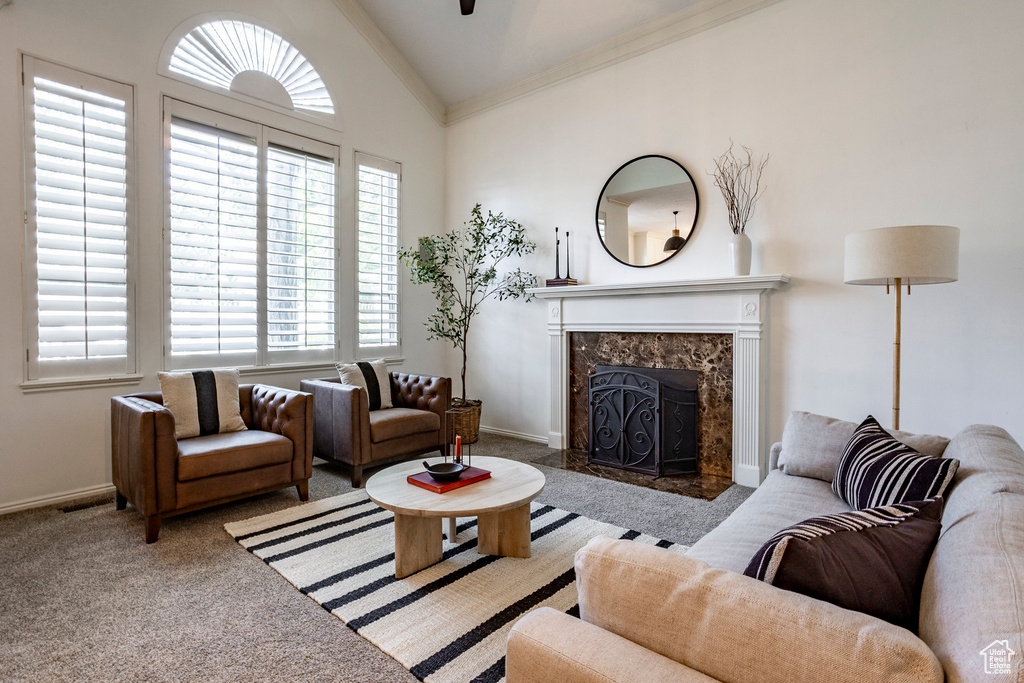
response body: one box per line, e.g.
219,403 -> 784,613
478,425 -> 549,444
733,464 -> 763,489
0,483 -> 116,516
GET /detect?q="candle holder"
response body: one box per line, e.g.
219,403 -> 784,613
546,227 -> 578,287
445,406 -> 474,468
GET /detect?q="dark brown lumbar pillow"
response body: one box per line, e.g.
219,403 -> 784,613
832,415 -> 959,509
743,498 -> 943,632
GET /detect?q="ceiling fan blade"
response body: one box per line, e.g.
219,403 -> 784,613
460,0 -> 475,15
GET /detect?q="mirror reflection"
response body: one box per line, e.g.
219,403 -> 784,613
596,155 -> 699,267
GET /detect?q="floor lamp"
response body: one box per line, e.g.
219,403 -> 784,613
844,225 -> 959,430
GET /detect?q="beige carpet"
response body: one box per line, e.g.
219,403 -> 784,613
0,433 -> 751,682
226,490 -> 687,683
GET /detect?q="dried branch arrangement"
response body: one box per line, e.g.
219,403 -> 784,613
710,141 -> 770,235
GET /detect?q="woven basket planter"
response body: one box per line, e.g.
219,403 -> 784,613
449,400 -> 482,444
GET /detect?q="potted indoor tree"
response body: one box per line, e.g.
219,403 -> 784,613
398,204 -> 537,443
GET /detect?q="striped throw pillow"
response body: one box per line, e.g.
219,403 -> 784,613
336,360 -> 393,411
743,499 -> 943,632
832,415 -> 959,510
157,369 -> 247,440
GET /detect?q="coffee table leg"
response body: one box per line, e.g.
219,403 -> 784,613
477,503 -> 531,558
394,513 -> 442,578
445,517 -> 458,541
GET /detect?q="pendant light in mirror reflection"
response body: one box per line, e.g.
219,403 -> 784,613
663,211 -> 686,252
596,155 -> 698,267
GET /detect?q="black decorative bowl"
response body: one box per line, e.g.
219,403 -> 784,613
423,461 -> 466,483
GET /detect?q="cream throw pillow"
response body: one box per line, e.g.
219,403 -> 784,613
336,359 -> 392,410
157,369 -> 247,440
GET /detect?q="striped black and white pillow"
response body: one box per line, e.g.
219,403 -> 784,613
832,415 -> 959,509
743,499 -> 943,631
157,369 -> 247,440
337,359 -> 393,411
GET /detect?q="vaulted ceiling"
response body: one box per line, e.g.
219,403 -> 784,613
334,0 -> 782,124
356,0 -> 703,105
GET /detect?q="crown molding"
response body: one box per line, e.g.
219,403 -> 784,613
330,0 -> 447,126
444,0 -> 785,125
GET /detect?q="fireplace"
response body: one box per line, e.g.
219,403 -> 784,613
589,365 -> 698,476
529,275 -> 790,487
571,331 -> 733,480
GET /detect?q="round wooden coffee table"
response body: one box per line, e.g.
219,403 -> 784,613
365,456 -> 546,578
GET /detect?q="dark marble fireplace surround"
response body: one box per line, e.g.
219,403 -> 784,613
569,331 -> 734,481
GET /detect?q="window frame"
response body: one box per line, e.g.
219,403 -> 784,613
21,55 -> 138,384
354,151 -> 402,360
161,97 -> 341,371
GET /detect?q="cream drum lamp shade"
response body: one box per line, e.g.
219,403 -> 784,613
843,224 -> 959,431
844,225 -> 959,286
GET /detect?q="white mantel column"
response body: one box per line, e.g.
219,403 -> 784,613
733,292 -> 767,487
546,299 -> 566,449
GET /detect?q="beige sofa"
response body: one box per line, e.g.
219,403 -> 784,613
507,413 -> 1024,683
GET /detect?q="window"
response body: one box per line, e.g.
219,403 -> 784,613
356,153 -> 400,355
165,100 -> 337,370
266,146 -> 336,355
167,117 -> 259,363
22,56 -> 135,381
165,19 -> 334,116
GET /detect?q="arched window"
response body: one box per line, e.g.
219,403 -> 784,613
166,19 -> 334,115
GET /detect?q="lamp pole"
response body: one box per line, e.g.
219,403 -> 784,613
892,277 -> 902,431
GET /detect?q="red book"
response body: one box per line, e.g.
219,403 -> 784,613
407,467 -> 491,494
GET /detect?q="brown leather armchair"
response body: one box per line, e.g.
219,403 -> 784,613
111,384 -> 313,543
300,372 -> 451,487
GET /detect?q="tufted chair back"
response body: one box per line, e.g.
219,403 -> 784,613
391,372 -> 450,416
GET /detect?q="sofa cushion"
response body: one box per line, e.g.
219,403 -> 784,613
158,369 -> 247,440
919,425 -> 1024,682
578,536 -> 944,683
507,608 -> 717,683
368,407 -> 440,443
686,470 -> 853,573
779,411 -> 949,483
833,415 -> 959,509
744,498 -> 942,632
337,359 -> 393,410
177,430 -> 292,481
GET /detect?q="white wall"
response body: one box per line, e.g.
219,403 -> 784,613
445,0 -> 1024,454
0,0 -> 446,509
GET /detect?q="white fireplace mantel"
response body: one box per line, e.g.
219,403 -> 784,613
528,274 -> 790,488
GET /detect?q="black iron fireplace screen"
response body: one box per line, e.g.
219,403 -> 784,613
588,365 -> 698,477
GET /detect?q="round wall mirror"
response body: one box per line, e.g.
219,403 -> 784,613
595,155 -> 699,267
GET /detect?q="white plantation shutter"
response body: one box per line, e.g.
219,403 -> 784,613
265,143 -> 336,360
167,20 -> 335,115
356,153 -> 400,353
163,100 -> 339,369
23,57 -> 134,380
168,116 -> 259,366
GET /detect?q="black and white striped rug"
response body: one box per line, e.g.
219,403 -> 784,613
225,490 -> 687,683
